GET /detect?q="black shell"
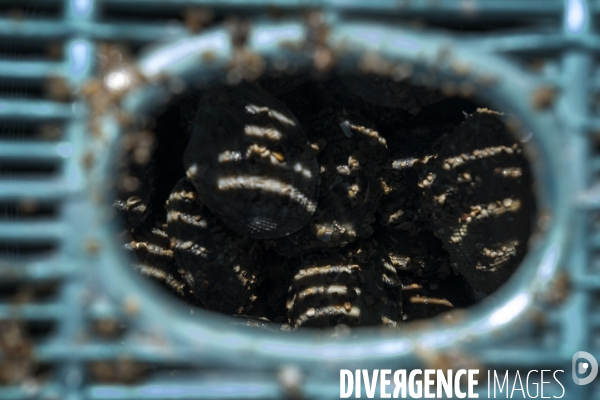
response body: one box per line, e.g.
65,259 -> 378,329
271,109 -> 388,256
184,84 -> 320,239
166,178 -> 264,314
377,125 -> 447,232
286,241 -> 402,328
373,226 -> 441,276
123,221 -> 189,300
420,110 -> 534,294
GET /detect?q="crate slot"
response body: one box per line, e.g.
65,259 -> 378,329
0,163 -> 59,178
0,1 -> 63,20
0,201 -> 58,220
0,242 -> 56,258
341,12 -> 561,34
99,0 -> 566,15
0,79 -> 50,100
0,123 -> 64,141
0,37 -> 62,61
0,279 -> 59,301
100,3 -> 188,24
23,319 -> 57,341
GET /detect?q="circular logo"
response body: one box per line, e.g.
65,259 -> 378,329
572,351 -> 598,385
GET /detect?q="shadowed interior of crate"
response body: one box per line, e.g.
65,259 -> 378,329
116,71 -> 536,330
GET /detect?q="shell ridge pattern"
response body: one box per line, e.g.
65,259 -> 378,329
270,109 -> 389,256
119,76 -> 534,329
286,242 -> 402,328
184,83 -> 320,239
166,178 -> 264,314
420,109 -> 533,294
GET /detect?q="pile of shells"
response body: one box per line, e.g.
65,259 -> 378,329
116,74 -> 534,330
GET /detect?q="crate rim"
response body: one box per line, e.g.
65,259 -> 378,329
90,19 -> 570,370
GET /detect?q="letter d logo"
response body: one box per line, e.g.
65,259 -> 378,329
572,351 -> 598,385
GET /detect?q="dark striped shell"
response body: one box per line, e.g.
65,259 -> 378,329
377,127 -> 441,233
399,276 -> 457,321
123,221 -> 189,300
372,224 -> 485,318
183,84 -> 320,239
286,241 -> 402,328
373,226 -> 440,276
166,178 -> 264,314
420,110 -> 534,294
271,109 -> 388,255
377,100 -> 466,233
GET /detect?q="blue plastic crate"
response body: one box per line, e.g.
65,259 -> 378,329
0,0 -> 598,398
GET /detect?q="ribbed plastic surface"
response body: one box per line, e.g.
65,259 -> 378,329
0,0 -> 598,398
